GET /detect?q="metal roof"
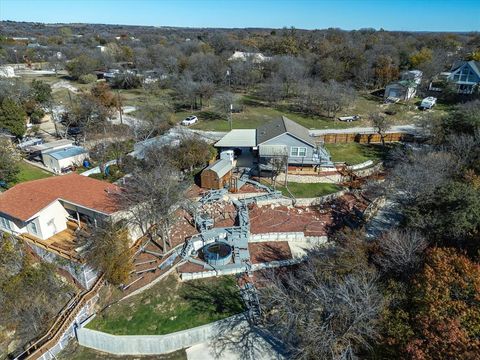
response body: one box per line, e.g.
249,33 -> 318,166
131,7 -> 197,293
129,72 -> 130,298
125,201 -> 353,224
44,146 -> 87,160
215,129 -> 256,148
29,139 -> 74,152
204,159 -> 233,178
256,116 -> 314,146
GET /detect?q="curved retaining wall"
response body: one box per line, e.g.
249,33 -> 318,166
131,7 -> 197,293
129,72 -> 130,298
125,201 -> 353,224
77,314 -> 244,355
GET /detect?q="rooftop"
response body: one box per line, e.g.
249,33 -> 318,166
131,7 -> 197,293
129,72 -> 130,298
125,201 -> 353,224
0,173 -> 120,222
28,139 -> 74,152
214,129 -> 256,148
256,116 -> 313,146
204,159 -> 233,177
44,146 -> 88,160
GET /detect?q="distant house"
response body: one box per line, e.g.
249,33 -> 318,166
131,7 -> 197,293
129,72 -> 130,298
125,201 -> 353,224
42,146 -> 88,173
384,70 -> 422,101
228,51 -> 271,63
25,139 -> 88,173
429,60 -> 480,94
384,80 -> 417,101
214,116 -> 333,172
447,60 -> 480,94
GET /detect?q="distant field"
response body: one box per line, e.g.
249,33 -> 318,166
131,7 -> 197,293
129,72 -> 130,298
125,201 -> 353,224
86,275 -> 244,335
13,161 -> 52,185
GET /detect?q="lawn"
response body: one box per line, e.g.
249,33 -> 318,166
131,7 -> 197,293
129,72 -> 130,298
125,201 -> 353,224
13,161 -> 53,185
58,342 -> 187,360
86,275 -> 244,335
325,143 -> 386,165
276,182 -> 342,198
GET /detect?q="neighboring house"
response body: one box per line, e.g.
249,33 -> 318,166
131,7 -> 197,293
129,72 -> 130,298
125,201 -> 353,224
401,70 -> 423,84
42,146 -> 88,173
228,51 -> 271,63
384,70 -> 422,101
214,116 -> 333,172
384,79 -> 418,101
447,60 -> 480,94
0,174 -> 120,242
429,60 -> 480,94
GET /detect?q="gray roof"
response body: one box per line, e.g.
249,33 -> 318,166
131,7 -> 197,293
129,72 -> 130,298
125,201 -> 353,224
256,116 -> 313,146
450,60 -> 480,78
204,159 -> 233,178
44,146 -> 87,160
29,139 -> 74,153
215,129 -> 256,148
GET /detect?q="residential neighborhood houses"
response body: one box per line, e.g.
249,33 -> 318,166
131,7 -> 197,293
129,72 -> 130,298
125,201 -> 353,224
0,4 -> 479,360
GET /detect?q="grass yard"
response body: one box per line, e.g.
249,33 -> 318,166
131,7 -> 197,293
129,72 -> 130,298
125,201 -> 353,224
276,182 -> 342,198
13,161 -> 53,185
86,275 -> 244,335
58,342 -> 187,360
325,143 -> 386,165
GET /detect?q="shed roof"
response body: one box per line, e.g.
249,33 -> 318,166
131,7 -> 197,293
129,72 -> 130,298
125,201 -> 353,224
44,146 -> 87,160
0,173 -> 120,222
256,116 -> 313,146
214,129 -> 257,148
204,159 -> 233,178
29,139 -> 73,152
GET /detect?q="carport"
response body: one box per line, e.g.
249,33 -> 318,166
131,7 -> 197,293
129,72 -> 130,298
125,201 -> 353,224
215,129 -> 257,168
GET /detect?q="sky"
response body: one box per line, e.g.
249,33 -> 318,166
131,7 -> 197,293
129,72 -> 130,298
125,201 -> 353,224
1,0 -> 479,32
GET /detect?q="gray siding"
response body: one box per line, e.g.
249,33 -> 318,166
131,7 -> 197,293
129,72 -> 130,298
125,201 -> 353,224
259,133 -> 316,165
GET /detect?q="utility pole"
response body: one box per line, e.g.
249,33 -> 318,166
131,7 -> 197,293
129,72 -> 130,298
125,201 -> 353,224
117,89 -> 123,125
229,103 -> 233,130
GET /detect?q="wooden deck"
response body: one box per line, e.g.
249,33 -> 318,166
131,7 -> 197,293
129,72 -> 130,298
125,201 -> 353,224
19,221 -> 84,262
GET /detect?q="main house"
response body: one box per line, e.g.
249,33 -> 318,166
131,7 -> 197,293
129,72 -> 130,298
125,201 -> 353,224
214,116 -> 333,172
429,60 -> 480,94
0,174 -> 121,243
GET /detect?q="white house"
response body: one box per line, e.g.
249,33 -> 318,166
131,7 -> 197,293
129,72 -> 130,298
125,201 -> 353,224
0,174 -> 120,241
42,146 -> 88,173
228,51 -> 271,63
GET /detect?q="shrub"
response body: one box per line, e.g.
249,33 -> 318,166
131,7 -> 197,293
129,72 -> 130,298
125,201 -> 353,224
78,74 -> 97,84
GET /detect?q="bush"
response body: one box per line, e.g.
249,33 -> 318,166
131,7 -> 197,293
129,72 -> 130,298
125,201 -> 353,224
78,74 -> 97,84
29,108 -> 45,124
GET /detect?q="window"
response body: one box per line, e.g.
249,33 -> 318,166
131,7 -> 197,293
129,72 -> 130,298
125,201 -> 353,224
0,217 -> 11,230
290,147 -> 307,157
29,221 -> 38,235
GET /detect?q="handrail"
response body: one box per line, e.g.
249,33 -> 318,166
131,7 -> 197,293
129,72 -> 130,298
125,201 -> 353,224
13,275 -> 104,360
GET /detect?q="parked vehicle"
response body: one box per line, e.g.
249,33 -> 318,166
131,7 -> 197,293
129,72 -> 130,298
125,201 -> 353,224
419,96 -> 437,110
338,115 -> 361,122
181,115 -> 198,126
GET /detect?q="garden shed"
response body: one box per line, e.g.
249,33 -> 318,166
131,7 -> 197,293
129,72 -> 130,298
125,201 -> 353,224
201,159 -> 233,189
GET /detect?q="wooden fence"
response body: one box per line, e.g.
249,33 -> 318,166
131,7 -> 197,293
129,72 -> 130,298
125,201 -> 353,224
319,132 -> 414,144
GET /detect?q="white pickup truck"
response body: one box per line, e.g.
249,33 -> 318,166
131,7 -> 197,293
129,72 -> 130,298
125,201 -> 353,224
419,97 -> 437,110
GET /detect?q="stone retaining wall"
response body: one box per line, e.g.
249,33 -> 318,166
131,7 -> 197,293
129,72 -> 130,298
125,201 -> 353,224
249,232 -> 328,244
77,314 -> 244,355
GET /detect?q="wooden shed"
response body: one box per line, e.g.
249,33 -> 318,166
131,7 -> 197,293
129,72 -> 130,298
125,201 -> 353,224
201,159 -> 233,190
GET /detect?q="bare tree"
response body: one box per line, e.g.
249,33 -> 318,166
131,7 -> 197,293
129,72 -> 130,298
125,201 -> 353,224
114,150 -> 185,253
369,112 -> 390,147
386,148 -> 459,205
258,247 -> 383,360
267,151 -> 288,189
374,229 -> 427,277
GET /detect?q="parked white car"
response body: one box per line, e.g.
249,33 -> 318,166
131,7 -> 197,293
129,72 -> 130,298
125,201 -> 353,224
181,115 -> 198,126
419,97 -> 437,110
